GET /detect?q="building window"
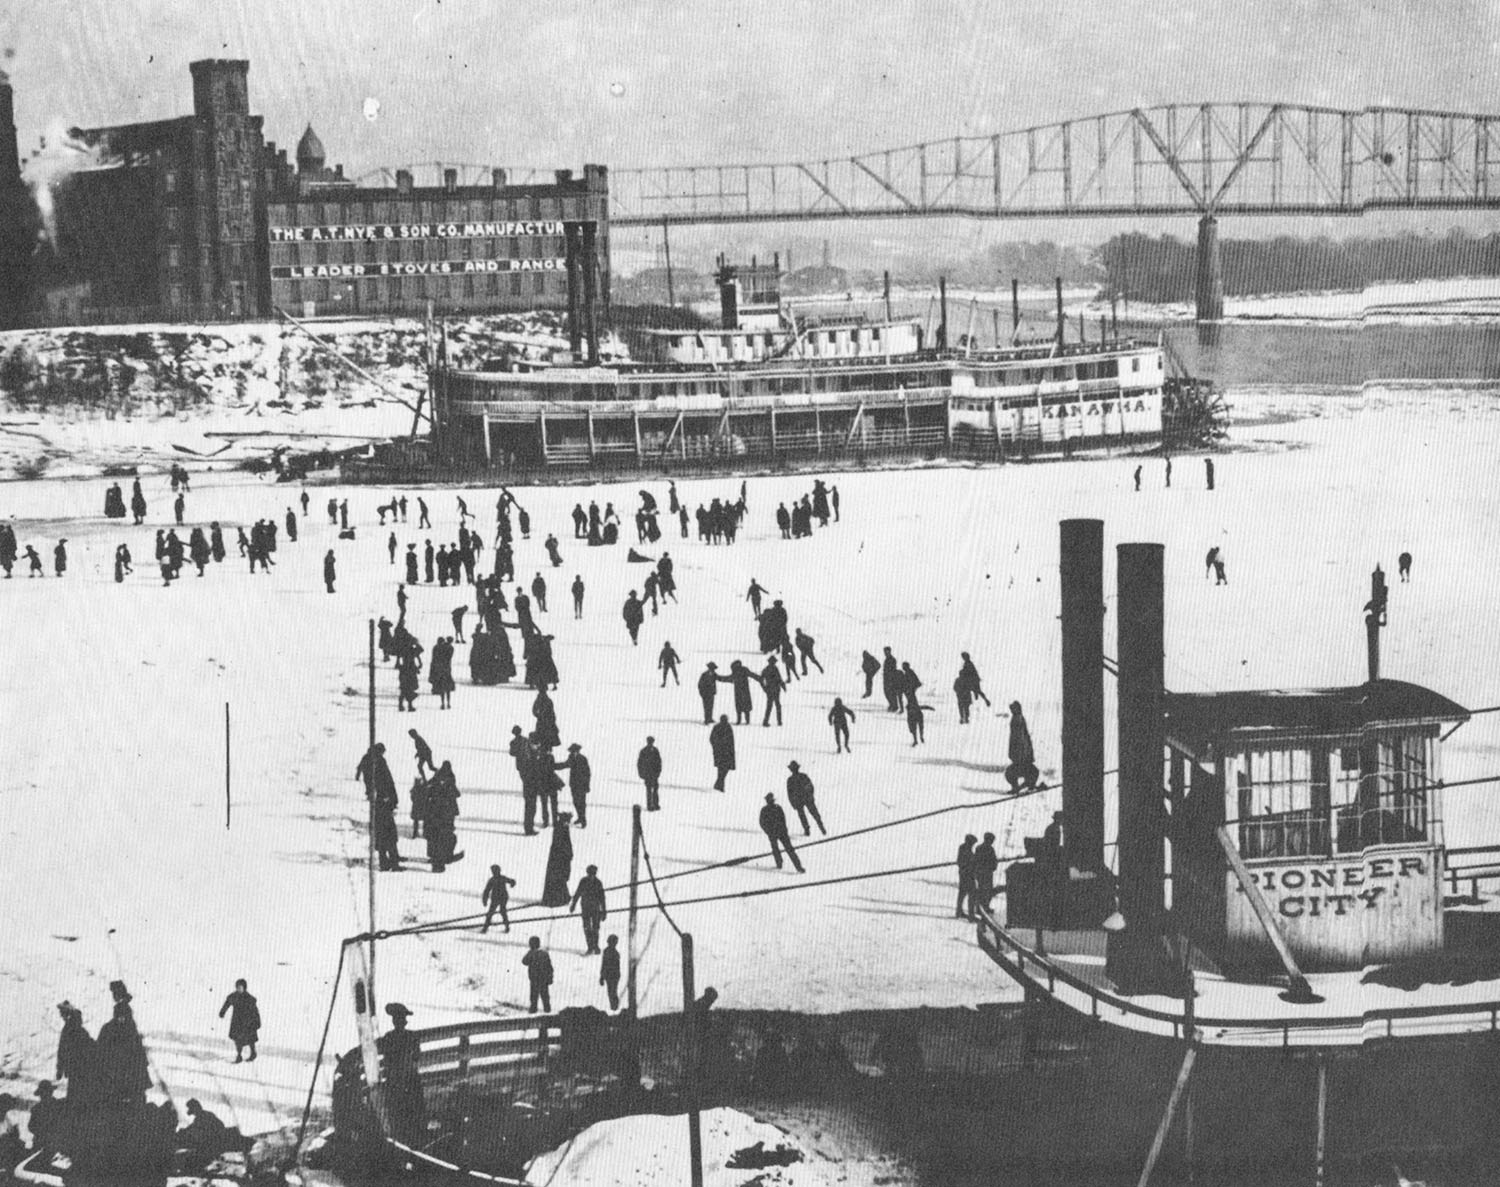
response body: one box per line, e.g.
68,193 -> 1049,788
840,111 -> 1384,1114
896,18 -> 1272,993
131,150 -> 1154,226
463,275 -> 476,299
487,273 -> 500,296
164,170 -> 178,195
510,274 -> 522,296
169,284 -> 184,306
315,243 -> 329,264
1132,357 -> 1141,372
533,272 -> 545,295
391,277 -> 403,301
166,245 -> 182,268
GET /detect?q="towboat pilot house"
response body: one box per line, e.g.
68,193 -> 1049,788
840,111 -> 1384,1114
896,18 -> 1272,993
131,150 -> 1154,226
1166,681 -> 1470,972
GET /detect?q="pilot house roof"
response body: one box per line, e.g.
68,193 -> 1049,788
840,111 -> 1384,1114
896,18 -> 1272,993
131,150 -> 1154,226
1165,679 -> 1469,756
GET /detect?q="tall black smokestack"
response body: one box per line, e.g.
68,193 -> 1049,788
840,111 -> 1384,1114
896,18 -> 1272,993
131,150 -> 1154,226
938,276 -> 948,351
1055,277 -> 1065,345
1060,520 -> 1105,872
1011,278 -> 1020,338
1108,542 -> 1172,993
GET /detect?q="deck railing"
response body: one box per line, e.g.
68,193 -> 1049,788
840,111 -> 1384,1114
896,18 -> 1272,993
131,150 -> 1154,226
974,905 -> 1500,1049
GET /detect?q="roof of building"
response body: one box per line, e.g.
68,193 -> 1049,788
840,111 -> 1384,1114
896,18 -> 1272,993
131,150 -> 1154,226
296,124 -> 325,169
1165,679 -> 1469,749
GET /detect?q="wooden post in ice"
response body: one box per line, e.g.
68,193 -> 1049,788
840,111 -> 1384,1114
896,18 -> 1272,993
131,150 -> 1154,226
682,932 -> 704,1187
368,618 -> 377,1005
628,805 -> 641,1017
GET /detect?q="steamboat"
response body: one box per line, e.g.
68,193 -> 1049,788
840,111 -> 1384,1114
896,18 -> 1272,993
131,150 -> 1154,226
430,259 -> 1175,472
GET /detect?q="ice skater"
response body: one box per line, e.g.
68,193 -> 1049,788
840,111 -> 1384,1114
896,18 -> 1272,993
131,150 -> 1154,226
710,715 -> 736,792
1398,551 -> 1412,582
218,979 -> 260,1063
480,864 -> 516,934
658,640 -> 681,686
522,937 -> 554,1014
637,735 -> 663,811
570,865 -> 607,954
758,793 -> 804,872
1005,702 -> 1040,791
786,761 -> 826,836
828,697 -> 855,752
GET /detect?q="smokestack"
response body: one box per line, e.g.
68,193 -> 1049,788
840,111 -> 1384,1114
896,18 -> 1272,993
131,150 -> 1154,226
1366,565 -> 1387,682
1060,520 -> 1105,874
1108,541 -> 1173,994
1011,278 -> 1020,338
564,223 -> 582,356
1055,277 -> 1065,345
492,168 -> 507,189
938,276 -> 948,351
581,221 -> 600,364
443,168 -> 457,191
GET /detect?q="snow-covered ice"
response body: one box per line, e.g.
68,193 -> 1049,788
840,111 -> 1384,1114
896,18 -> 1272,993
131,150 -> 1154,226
1,380 -> 1499,1148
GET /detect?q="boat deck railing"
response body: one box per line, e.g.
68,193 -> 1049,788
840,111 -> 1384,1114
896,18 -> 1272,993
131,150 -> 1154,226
974,905 -> 1500,1049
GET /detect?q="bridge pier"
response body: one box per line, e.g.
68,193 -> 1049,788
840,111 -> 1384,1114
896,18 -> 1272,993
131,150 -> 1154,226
1195,215 -> 1224,322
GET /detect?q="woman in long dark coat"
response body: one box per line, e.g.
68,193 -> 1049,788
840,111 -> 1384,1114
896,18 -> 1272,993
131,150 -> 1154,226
709,715 -> 736,792
56,1002 -> 98,1102
540,814 -> 574,906
532,688 -> 561,749
218,979 -> 261,1063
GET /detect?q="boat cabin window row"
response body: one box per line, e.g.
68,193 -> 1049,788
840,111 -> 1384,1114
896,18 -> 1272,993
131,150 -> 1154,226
1227,733 -> 1436,860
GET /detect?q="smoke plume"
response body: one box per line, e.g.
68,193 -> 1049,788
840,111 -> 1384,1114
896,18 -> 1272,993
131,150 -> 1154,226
22,119 -> 110,244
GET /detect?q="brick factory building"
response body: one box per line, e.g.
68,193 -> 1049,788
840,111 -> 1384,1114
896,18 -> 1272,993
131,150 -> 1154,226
3,59 -> 609,327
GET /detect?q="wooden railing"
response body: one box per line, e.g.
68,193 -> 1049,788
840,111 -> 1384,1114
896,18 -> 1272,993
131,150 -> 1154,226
974,906 -> 1500,1049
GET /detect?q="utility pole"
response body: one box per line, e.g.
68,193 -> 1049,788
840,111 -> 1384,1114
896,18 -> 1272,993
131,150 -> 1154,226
628,805 -> 641,1017
682,932 -> 703,1187
367,618 -> 377,1007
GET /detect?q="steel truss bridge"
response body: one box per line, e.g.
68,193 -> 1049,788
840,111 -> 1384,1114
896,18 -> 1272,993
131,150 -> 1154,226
608,103 -> 1500,225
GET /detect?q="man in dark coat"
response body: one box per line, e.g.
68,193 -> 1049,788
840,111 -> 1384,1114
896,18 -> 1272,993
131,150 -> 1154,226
571,864 -> 607,954
1005,702 -> 1040,791
28,1081 -> 63,1152
758,793 -> 804,872
793,628 -> 824,675
760,657 -> 786,727
972,833 -> 999,913
405,545 -> 419,586
956,834 -> 978,919
785,761 -> 825,836
600,935 -> 622,1011
218,979 -> 260,1063
861,650 -> 881,698
622,590 -> 645,645
95,996 -> 150,1104
55,1002 -> 96,1104
131,479 -> 147,524
355,743 -> 403,869
324,549 -> 337,593
697,662 -> 720,723
776,503 -> 791,539
571,574 -> 585,617
709,715 -> 736,792
424,540 -> 435,584
377,1003 -> 426,1143
720,660 -> 759,725
480,864 -> 517,934
179,1098 -> 232,1161
522,937 -> 554,1014
637,736 -> 662,811
53,538 -> 67,577
531,572 -> 548,613
556,742 -> 592,827
510,727 -> 540,836
541,815 -> 574,906
746,579 -> 769,619
881,647 -> 902,711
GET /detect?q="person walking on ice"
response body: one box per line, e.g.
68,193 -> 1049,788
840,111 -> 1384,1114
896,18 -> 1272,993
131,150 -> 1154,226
1005,702 -> 1040,791
786,761 -> 826,836
600,935 -> 622,1012
658,640 -> 681,687
956,834 -> 978,919
324,549 -> 337,593
622,590 -> 645,645
746,579 -> 769,619
759,793 -> 804,872
861,650 -> 880,699
1205,456 -> 1215,490
709,715 -> 736,792
218,978 -> 260,1063
480,864 -> 516,934
571,574 -> 585,618
571,864 -> 607,954
759,656 -> 786,727
828,697 -> 855,752
697,662 -> 720,723
522,937 -> 554,1014
637,735 -> 663,811
1399,551 -> 1412,582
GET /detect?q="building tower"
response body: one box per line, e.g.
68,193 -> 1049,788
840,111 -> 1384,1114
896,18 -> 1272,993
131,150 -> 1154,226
295,124 -> 325,178
0,71 -> 33,327
189,59 -> 263,318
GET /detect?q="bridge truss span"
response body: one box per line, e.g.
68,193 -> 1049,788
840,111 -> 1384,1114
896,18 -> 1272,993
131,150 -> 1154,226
610,103 -> 1500,225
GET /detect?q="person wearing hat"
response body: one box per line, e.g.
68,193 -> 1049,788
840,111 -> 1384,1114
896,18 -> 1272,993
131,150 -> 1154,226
758,793 -> 804,873
218,978 -> 261,1063
621,589 -> 645,646
785,761 -> 825,837
377,1004 -> 425,1143
571,574 -> 585,618
27,1081 -> 62,1151
571,864 -> 608,955
554,742 -> 592,827
356,743 -> 403,872
52,539 -> 67,578
696,662 -> 720,724
522,937 -> 555,1014
637,736 -> 663,811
